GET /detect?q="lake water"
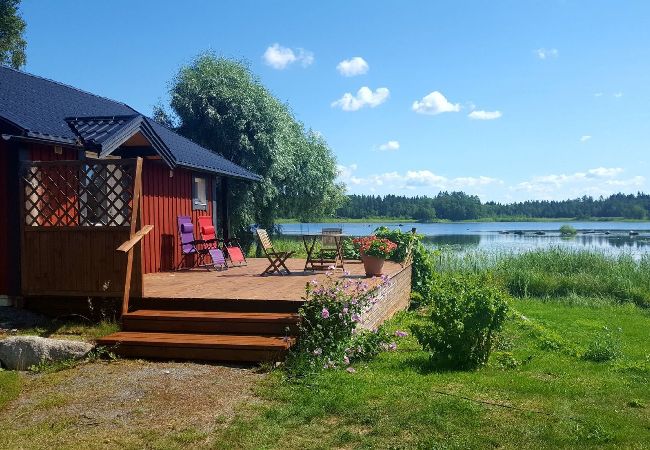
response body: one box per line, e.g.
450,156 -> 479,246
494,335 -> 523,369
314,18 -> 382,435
278,221 -> 650,257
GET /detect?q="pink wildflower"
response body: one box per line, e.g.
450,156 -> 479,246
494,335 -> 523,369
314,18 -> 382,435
321,308 -> 330,319
346,367 -> 356,373
351,313 -> 361,322
394,330 -> 408,337
388,342 -> 397,351
343,355 -> 350,365
313,348 -> 322,356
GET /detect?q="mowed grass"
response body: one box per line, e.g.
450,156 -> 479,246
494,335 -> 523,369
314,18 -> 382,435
435,248 -> 650,308
0,371 -> 21,409
209,299 -> 650,449
4,319 -> 120,342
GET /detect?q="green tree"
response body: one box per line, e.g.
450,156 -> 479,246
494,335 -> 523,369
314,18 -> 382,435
0,0 -> 26,69
165,53 -> 344,235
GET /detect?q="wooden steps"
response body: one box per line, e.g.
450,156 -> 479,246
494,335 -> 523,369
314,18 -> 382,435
122,310 -> 298,335
96,331 -> 294,362
97,301 -> 300,363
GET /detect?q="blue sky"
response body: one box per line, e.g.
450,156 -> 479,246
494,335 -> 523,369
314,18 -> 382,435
19,0 -> 650,202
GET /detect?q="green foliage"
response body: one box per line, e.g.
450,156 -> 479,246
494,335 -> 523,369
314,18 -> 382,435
0,0 -> 26,69
287,274 -> 393,376
374,226 -> 437,300
582,326 -> 623,362
163,54 -> 344,239
435,248 -> 650,308
559,224 -> 577,236
0,370 -> 21,409
412,274 -> 510,370
335,192 -> 650,221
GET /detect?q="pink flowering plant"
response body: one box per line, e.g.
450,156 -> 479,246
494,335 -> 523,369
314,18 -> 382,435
286,271 -> 402,375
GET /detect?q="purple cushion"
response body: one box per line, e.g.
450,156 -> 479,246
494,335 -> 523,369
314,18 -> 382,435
181,222 -> 193,233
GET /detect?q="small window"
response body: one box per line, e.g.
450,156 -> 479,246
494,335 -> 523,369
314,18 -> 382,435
193,176 -> 208,210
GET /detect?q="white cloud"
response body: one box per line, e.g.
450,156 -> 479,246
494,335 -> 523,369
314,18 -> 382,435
263,43 -> 313,69
614,92 -> 623,98
535,48 -> 559,59
587,167 -> 623,177
513,167 -> 644,200
378,140 -> 400,151
580,135 -> 592,142
336,165 -> 501,192
594,92 -> 604,97
412,91 -> 461,115
468,110 -> 502,120
336,57 -> 369,77
331,86 -> 390,111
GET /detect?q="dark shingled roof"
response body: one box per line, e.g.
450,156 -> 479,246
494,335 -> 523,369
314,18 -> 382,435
0,66 -> 260,181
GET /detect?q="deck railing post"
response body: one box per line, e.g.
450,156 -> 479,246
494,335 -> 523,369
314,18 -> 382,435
121,157 -> 143,316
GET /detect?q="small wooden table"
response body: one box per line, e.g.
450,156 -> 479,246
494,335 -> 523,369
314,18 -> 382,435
301,233 -> 346,271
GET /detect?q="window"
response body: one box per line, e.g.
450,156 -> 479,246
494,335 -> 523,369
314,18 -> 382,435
193,176 -> 208,210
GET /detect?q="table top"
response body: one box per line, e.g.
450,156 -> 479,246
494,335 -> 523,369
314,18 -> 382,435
299,233 -> 348,238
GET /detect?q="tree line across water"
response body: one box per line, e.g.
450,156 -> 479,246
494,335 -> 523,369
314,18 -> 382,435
335,192 -> 650,221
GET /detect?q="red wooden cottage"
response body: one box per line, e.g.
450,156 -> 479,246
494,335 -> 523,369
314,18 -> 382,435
0,67 -> 260,307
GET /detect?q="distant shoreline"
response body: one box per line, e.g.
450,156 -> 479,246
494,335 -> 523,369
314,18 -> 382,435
276,217 -> 650,224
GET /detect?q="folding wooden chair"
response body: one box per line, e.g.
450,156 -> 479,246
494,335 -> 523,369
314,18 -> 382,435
256,228 -> 293,275
316,227 -> 344,270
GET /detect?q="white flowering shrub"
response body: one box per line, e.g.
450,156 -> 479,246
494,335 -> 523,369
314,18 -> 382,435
286,270 -> 405,376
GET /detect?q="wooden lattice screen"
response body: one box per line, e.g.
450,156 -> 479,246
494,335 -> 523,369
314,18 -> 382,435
23,159 -> 136,227
20,159 -> 143,298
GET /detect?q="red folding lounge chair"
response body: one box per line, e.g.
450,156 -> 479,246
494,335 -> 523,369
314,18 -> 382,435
197,215 -> 247,267
197,216 -> 226,270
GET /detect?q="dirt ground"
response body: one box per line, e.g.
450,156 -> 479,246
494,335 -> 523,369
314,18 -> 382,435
0,359 -> 266,449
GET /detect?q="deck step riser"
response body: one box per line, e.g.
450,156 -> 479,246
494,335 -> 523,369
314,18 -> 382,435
107,345 -> 288,362
133,299 -> 303,314
122,318 -> 297,335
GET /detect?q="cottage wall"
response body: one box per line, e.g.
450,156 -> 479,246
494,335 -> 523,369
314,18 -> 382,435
140,159 -> 214,273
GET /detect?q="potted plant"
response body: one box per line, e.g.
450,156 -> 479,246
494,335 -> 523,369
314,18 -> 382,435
352,236 -> 398,276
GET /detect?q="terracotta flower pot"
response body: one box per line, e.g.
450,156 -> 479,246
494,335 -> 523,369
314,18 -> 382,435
361,253 -> 386,277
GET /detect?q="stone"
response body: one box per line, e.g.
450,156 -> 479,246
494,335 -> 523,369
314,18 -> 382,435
0,336 -> 94,370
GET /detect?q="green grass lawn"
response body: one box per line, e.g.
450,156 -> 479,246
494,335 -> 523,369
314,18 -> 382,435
210,298 -> 650,449
0,371 -> 21,409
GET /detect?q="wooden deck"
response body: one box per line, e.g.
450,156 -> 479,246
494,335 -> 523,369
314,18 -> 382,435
98,258 -> 409,363
142,258 -> 403,301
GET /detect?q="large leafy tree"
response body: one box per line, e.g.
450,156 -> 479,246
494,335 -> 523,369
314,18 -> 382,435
162,54 -> 344,235
0,0 -> 26,69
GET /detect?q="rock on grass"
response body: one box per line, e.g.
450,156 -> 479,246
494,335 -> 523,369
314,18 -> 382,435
0,336 -> 93,370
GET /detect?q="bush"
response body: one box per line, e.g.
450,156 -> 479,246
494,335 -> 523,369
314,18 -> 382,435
286,273 -> 397,375
374,226 -> 437,301
559,224 -> 578,236
582,327 -> 622,362
411,274 -> 510,370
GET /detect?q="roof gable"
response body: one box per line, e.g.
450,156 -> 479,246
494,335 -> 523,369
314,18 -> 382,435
0,67 -> 260,181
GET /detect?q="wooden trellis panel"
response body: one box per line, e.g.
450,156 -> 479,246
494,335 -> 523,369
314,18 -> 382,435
23,160 -> 136,227
20,159 -> 142,298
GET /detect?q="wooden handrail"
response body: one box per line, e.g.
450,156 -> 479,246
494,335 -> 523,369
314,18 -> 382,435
117,225 -> 154,253
121,157 -> 143,316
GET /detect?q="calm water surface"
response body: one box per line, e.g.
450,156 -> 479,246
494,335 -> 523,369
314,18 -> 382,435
279,221 -> 650,256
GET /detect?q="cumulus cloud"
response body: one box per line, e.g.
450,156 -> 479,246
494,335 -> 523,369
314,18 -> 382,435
331,86 -> 390,111
614,92 -> 623,98
337,164 -> 501,192
513,167 -> 644,200
412,91 -> 461,115
580,135 -> 592,142
263,43 -> 314,69
378,140 -> 400,151
336,57 -> 369,76
468,110 -> 502,120
535,48 -> 559,59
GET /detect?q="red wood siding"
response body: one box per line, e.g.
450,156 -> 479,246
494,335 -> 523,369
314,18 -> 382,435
30,143 -> 78,161
0,141 -> 11,295
141,160 -> 213,273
